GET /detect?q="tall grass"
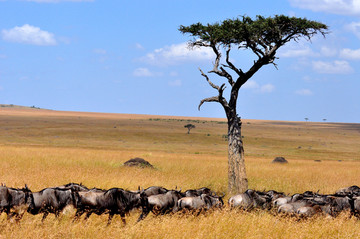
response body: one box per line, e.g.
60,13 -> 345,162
0,108 -> 359,238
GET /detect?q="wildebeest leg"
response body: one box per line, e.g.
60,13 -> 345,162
107,213 -> 114,226
196,208 -> 204,216
42,212 -> 49,222
73,209 -> 84,222
7,212 -> 17,222
137,210 -> 150,222
55,210 -> 61,219
84,211 -> 93,221
120,212 -> 126,225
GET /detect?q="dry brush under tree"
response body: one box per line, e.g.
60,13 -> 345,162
179,15 -> 328,194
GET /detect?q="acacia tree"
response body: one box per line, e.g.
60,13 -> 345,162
179,15 -> 328,194
184,123 -> 196,134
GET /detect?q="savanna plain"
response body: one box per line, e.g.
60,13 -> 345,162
0,106 -> 360,238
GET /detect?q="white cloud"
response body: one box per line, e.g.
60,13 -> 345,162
345,22 -> 360,39
278,42 -> 339,59
278,43 -> 315,58
135,43 -> 144,50
295,89 -> 313,95
133,68 -> 154,77
260,84 -> 275,93
320,46 -> 337,57
168,79 -> 182,87
243,80 -> 275,93
340,48 -> 360,60
133,67 -> 163,77
243,80 -> 259,89
312,60 -> 354,74
2,24 -> 56,46
140,42 -> 215,66
289,0 -> 360,15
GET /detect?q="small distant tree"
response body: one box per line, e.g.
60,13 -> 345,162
184,124 -> 196,134
305,118 -> 309,122
323,118 -> 327,122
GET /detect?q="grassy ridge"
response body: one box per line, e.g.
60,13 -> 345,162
0,108 -> 360,238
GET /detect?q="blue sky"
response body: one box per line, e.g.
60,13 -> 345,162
0,0 -> 359,123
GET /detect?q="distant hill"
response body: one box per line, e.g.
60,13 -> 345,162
0,104 -> 43,110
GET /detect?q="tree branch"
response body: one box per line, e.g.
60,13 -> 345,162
211,44 -> 221,73
198,96 -> 220,110
198,83 -> 228,111
199,68 -> 220,90
206,45 -> 235,87
224,47 -> 243,79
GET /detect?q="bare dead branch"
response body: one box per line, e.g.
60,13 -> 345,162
211,44 -> 222,73
225,47 -> 243,79
199,68 -> 220,90
198,96 -> 220,110
198,83 -> 228,111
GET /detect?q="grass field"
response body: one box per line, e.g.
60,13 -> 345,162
0,107 -> 360,238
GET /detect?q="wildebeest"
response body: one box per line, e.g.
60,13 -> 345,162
58,182 -> 90,192
139,189 -> 184,220
296,205 -> 323,217
353,196 -> 360,218
275,190 -> 356,219
184,187 -> 213,197
323,195 -> 354,217
336,185 -> 360,196
266,190 -> 286,201
138,186 -> 168,196
74,188 -> 148,225
228,189 -> 271,210
0,185 -> 33,222
28,187 -> 77,221
278,200 -> 310,214
175,193 -> 224,213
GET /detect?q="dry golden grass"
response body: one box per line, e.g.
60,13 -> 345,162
0,108 -> 360,238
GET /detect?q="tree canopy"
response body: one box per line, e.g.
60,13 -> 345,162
179,15 -> 328,57
179,15 -> 328,116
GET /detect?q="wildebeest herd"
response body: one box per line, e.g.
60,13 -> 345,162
1,183 -> 360,225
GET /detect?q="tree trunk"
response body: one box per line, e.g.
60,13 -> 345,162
227,114 -> 248,194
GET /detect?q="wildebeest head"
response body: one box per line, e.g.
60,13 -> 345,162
266,190 -> 285,200
22,185 -> 35,210
202,193 -> 225,209
246,190 -> 272,209
7,185 -> 34,209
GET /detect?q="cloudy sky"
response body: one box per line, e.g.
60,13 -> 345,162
0,0 -> 359,123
